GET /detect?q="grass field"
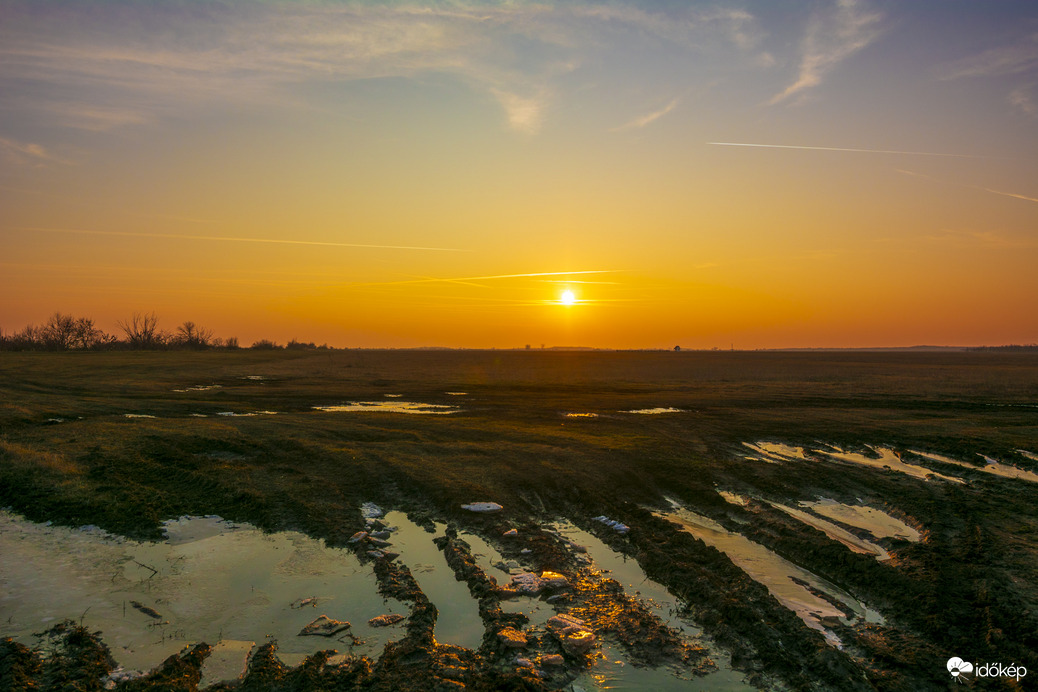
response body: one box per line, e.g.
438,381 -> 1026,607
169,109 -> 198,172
2,350 -> 1037,690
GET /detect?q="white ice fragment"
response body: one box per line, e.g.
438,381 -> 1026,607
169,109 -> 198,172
461,502 -> 503,513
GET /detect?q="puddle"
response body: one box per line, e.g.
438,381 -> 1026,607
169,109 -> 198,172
313,402 -> 460,415
553,523 -> 750,691
123,414 -> 157,419
565,413 -> 599,418
624,408 -> 682,414
0,511 -> 404,680
215,411 -> 278,417
655,503 -> 881,646
823,446 -> 965,484
764,502 -> 890,561
572,641 -> 752,692
741,442 -> 810,463
743,442 -> 966,484
384,394 -> 403,398
457,531 -> 508,578
199,639 -> 254,688
553,522 -> 700,639
718,491 -> 751,507
800,499 -> 921,542
381,511 -> 484,649
909,450 -> 1038,484
445,392 -> 468,396
172,385 -> 222,393
1018,450 -> 1038,463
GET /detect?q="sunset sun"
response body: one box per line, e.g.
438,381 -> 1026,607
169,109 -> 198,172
560,289 -> 576,306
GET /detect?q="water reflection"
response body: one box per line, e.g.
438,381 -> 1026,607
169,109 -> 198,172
0,512 -> 403,682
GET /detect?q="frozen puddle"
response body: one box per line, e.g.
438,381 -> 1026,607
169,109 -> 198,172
0,511 -> 404,682
801,499 -> 921,542
655,504 -> 881,646
565,412 -> 599,418
909,450 -> 1038,484
172,385 -> 222,392
382,511 -> 484,649
313,402 -> 459,415
624,407 -> 682,414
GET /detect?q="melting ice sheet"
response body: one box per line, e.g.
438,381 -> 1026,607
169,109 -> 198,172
655,504 -> 882,647
313,402 -> 459,415
0,512 -> 404,681
381,512 -> 484,650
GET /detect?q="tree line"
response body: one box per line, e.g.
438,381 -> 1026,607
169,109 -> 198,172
0,312 -> 329,352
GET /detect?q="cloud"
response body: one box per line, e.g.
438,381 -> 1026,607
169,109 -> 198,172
611,97 -> 679,132
1009,84 -> 1037,116
0,137 -> 67,166
769,0 -> 884,105
942,33 -> 1038,80
491,89 -> 547,134
0,2 -> 766,135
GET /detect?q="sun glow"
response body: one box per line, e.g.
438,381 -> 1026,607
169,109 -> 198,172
560,289 -> 576,306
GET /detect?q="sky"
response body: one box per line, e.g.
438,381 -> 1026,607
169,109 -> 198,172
1,0 -> 1036,349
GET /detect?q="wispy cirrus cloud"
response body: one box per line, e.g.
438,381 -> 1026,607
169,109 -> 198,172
1008,84 -> 1037,116
769,0 -> 884,106
0,2 -> 766,135
942,33 -> 1038,80
0,137 -> 68,166
611,97 -> 680,132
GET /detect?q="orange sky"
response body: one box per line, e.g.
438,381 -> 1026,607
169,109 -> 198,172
1,1 -> 1036,348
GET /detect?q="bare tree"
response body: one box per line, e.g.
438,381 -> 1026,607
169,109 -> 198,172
42,313 -> 78,350
118,312 -> 162,349
174,321 -> 214,349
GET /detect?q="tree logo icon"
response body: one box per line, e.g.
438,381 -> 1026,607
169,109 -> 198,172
947,657 -> 973,682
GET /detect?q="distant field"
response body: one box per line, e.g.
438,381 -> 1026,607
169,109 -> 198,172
2,350 -> 1037,690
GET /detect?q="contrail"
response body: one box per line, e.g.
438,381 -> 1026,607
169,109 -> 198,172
981,187 -> 1038,203
709,142 -> 991,158
353,270 -> 626,287
897,170 -> 1038,203
20,227 -> 468,252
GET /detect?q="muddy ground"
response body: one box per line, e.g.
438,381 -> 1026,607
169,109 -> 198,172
2,350 -> 1037,690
